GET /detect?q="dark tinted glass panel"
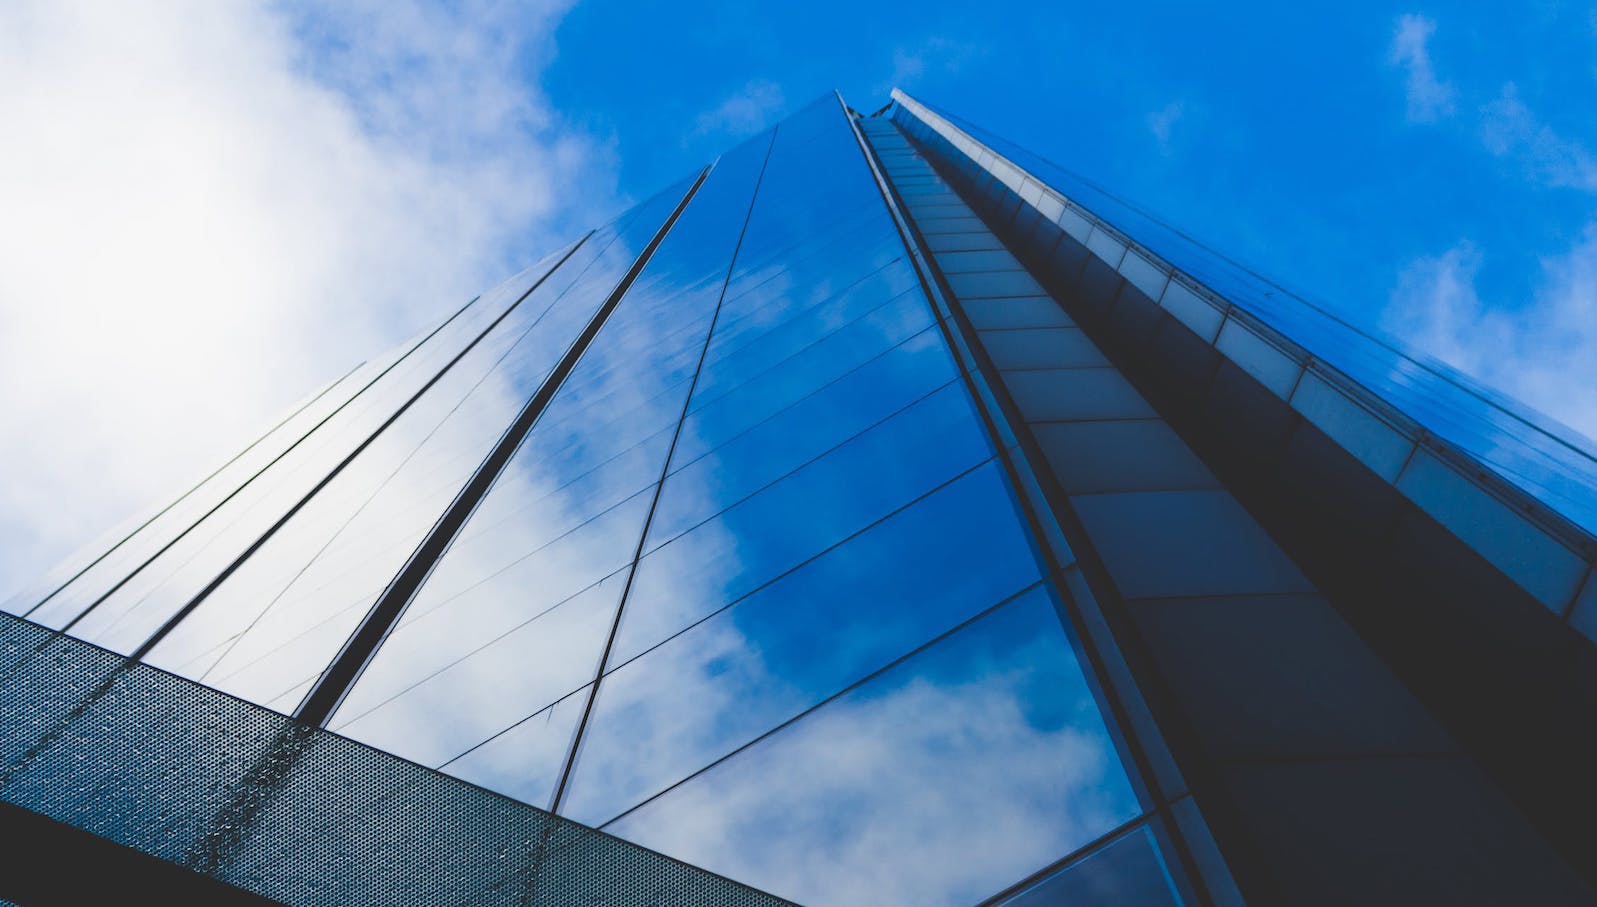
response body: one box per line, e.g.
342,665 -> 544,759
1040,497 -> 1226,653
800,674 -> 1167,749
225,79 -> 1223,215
981,327 -> 1109,370
1034,420 -> 1218,494
961,296 -> 1075,331
1071,490 -> 1313,599
1004,368 -> 1158,423
944,269 -> 1046,300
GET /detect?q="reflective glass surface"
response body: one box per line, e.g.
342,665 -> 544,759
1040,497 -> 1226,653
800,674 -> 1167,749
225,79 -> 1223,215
18,305 -> 437,628
609,379 -> 996,665
1,360 -> 368,618
32,239 -> 589,638
324,127 -> 777,791
562,462 -> 1043,826
553,99 -> 1141,904
603,586 -> 1142,906
137,183 -> 694,706
11,95 -> 1155,907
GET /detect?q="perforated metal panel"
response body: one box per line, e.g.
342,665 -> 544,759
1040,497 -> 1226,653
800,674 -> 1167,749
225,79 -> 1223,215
0,612 -> 793,906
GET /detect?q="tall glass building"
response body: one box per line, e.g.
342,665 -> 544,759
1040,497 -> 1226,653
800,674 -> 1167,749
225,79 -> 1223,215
5,92 -> 1597,906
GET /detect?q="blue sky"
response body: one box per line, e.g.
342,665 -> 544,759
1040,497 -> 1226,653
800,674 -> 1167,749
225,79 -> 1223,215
537,1 -> 1597,429
1,0 -> 1592,593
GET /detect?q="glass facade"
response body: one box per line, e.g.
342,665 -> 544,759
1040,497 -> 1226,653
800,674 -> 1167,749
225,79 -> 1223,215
5,89 -> 1596,907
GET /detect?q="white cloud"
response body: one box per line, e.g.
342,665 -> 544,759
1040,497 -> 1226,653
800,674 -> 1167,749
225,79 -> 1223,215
1389,13 -> 1456,123
1146,100 -> 1185,150
1481,83 -> 1597,192
1384,228 -> 1597,438
691,79 -> 787,141
879,37 -> 984,97
0,0 -> 612,602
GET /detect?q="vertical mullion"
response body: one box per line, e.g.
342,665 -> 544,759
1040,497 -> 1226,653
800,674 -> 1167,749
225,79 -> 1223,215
18,357 -> 365,620
294,168 -> 713,728
548,130 -> 780,815
119,236 -> 593,661
27,288 -> 488,629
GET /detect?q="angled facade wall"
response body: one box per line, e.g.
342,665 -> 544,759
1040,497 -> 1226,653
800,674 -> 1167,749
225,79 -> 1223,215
3,89 -> 1595,906
881,91 -> 1597,905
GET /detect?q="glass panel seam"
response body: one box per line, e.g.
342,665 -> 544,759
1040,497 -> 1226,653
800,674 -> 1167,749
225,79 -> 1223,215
18,357 -> 368,620
293,170 -> 713,728
30,288 -> 492,629
594,579 -> 1047,830
845,105 -> 1224,907
549,132 -> 780,814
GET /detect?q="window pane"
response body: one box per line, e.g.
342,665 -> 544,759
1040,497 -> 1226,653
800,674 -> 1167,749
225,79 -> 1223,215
602,586 -> 1142,907
562,462 -> 1044,826
129,182 -> 696,699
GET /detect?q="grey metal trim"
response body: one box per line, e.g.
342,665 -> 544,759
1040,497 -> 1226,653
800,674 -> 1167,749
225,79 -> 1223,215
844,99 -> 1225,907
890,89 -> 1597,620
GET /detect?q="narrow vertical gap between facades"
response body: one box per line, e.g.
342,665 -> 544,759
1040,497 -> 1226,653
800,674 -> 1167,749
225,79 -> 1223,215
842,104 -> 1227,907
547,128 -> 780,817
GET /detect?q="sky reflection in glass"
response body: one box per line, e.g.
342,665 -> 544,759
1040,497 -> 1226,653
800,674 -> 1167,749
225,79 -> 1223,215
22,242 -> 580,634
133,185 -> 691,707
323,127 -> 776,793
13,96 -> 1151,905
558,101 -> 1140,905
603,586 -> 1141,907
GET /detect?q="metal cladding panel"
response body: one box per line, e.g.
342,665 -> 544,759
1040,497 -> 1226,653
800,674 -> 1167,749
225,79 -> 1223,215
0,611 -> 792,906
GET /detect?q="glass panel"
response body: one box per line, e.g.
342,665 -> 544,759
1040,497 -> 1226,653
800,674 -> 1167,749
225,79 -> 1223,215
610,379 -> 996,666
671,270 -> 928,470
320,129 -> 778,770
562,462 -> 1043,826
646,308 -> 955,543
38,236 -> 596,638
601,586 -> 1143,907
1,363 -> 369,617
111,184 -> 690,687
24,240 -> 599,633
442,684 -> 592,811
995,825 -> 1185,907
1071,490 -> 1313,599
